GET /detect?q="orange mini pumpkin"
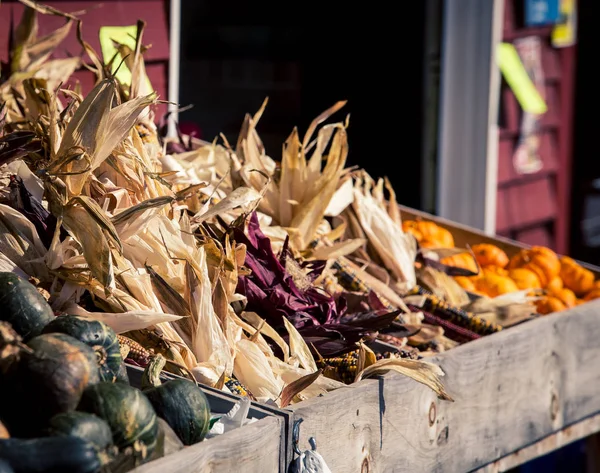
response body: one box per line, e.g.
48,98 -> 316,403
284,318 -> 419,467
536,296 -> 567,315
402,221 -> 423,242
546,276 -> 563,293
419,240 -> 439,249
508,268 -> 541,290
416,221 -> 440,241
584,288 -> 600,302
550,287 -> 577,308
508,246 -> 560,287
434,227 -> 455,248
403,220 -> 455,248
454,276 -> 476,292
507,248 -> 534,269
440,253 -> 478,273
483,266 -> 509,278
471,244 -> 509,268
560,257 -> 594,296
475,273 -> 519,297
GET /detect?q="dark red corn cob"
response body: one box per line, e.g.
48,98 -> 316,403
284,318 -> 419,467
407,304 -> 481,344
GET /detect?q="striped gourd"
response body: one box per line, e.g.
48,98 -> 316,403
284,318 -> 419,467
42,315 -> 123,382
78,381 -> 159,456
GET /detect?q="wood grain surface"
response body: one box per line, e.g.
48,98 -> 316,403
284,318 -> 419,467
289,300 -> 600,472
132,416 -> 284,473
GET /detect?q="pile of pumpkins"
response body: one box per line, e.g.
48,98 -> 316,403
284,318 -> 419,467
0,272 -> 211,473
403,219 -> 600,315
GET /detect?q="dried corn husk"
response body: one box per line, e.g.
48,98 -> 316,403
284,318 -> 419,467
0,5 -> 459,406
462,290 -> 540,327
354,357 -> 453,401
63,303 -> 183,333
351,173 -> 417,292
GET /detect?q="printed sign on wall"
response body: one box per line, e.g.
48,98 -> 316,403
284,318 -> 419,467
552,0 -> 577,48
525,0 -> 561,26
512,37 -> 546,175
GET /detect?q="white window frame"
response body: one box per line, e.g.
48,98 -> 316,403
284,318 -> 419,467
167,0 -> 182,138
436,0 -> 504,234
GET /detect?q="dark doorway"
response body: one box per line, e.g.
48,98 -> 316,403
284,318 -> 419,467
178,1 -> 440,211
569,0 -> 597,263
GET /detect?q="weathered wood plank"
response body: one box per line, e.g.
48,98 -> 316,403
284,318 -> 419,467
127,365 -> 294,473
289,300 -> 600,473
474,412 -> 600,473
131,416 -> 284,473
126,363 -> 292,473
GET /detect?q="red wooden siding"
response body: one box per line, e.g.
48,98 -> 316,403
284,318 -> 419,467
0,0 -> 169,119
515,226 -> 553,248
68,62 -> 169,117
496,0 -> 576,254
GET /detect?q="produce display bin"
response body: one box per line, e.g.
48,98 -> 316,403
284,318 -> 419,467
126,365 -> 293,473
397,205 -> 599,272
281,206 -> 600,473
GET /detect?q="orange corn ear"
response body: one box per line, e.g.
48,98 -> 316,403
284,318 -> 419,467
117,335 -> 151,366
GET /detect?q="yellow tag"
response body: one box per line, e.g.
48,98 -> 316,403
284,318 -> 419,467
497,42 -> 547,115
552,0 -> 576,48
99,25 -> 153,92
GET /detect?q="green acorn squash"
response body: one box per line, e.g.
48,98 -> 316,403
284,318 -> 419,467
115,361 -> 130,384
48,412 -> 113,453
0,333 -> 100,437
142,355 -> 211,445
77,382 -> 158,459
0,272 -> 54,341
42,315 -> 122,382
0,437 -> 103,473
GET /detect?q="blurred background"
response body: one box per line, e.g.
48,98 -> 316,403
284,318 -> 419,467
0,0 -> 596,470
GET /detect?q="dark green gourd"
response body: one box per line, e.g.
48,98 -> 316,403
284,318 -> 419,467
0,437 -> 103,473
0,272 -> 55,341
1,333 -> 100,437
142,355 -> 211,446
77,382 -> 158,458
42,315 -> 122,382
115,361 -> 130,384
48,412 -> 113,453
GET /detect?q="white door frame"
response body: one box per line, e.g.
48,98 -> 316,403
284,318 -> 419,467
436,0 -> 504,234
167,0 -> 182,137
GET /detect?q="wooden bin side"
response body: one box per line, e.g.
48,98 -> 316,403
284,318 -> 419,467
131,416 -> 285,473
126,365 -> 290,473
289,300 -> 600,473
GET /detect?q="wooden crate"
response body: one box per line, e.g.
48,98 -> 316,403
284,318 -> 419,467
121,206 -> 600,473
283,207 -> 600,472
398,205 -> 600,273
126,365 -> 293,473
288,300 -> 600,472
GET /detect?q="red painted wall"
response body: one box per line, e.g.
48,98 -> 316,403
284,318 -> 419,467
0,0 -> 170,118
496,0 -> 576,254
